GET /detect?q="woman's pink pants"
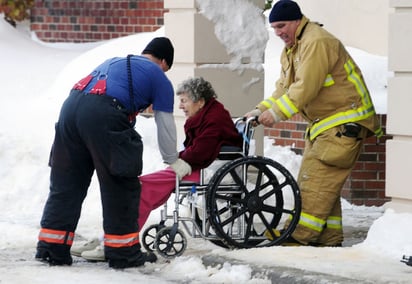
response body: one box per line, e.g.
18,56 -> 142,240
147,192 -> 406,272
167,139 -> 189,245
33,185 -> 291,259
138,167 -> 200,229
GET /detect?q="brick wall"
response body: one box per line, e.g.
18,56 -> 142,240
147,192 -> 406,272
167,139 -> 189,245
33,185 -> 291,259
343,115 -> 391,206
30,0 -> 166,43
264,114 -> 390,206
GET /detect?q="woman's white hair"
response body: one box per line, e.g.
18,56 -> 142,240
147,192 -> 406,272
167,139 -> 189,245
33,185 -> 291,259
176,77 -> 217,102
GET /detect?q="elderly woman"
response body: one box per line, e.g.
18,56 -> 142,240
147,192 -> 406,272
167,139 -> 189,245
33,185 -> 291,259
137,77 -> 243,229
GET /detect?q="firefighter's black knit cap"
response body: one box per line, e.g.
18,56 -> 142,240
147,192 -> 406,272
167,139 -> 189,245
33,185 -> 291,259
269,0 -> 303,23
142,37 -> 174,69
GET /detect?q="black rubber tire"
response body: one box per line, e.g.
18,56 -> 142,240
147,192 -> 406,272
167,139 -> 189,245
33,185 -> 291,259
206,156 -> 301,249
154,226 -> 187,259
142,224 -> 165,252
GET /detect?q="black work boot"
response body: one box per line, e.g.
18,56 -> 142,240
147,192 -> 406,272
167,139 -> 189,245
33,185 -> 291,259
35,241 -> 73,266
35,248 -> 73,266
108,251 -> 157,269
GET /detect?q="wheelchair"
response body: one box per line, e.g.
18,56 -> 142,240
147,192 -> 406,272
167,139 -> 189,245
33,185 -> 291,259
141,117 -> 302,259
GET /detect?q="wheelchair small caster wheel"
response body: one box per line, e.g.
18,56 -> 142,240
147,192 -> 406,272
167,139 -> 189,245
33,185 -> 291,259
142,224 -> 165,252
155,226 -> 187,259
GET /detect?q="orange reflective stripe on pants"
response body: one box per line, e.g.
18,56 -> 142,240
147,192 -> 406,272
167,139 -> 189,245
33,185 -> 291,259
104,232 -> 139,248
38,228 -> 74,245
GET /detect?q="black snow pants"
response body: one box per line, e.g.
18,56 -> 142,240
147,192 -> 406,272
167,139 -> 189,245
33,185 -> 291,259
37,89 -> 143,262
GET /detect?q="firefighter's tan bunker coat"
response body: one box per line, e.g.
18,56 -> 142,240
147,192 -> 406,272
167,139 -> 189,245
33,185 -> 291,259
257,16 -> 382,245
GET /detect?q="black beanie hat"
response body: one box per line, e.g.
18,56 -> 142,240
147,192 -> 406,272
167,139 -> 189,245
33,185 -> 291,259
269,0 -> 303,23
142,37 -> 174,69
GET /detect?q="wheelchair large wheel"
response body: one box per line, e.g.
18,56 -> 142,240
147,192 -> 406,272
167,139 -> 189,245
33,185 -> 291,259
206,156 -> 301,249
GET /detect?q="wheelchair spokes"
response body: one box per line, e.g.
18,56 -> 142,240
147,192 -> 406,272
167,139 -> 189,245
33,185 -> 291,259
207,156 -> 301,248
155,226 -> 187,259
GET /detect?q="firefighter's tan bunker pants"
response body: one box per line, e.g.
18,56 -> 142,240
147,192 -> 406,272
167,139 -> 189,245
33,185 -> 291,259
291,124 -> 368,246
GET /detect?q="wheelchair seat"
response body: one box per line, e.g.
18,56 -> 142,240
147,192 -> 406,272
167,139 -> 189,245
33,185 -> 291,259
178,145 -> 244,188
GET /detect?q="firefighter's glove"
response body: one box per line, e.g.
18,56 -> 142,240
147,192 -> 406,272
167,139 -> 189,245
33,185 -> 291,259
245,108 -> 262,118
171,158 -> 192,180
245,109 -> 262,126
267,108 -> 281,124
258,108 -> 280,127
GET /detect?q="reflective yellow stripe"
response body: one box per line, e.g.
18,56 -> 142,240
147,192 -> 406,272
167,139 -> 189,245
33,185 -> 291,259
375,126 -> 383,137
260,96 -> 276,109
326,216 -> 342,229
323,74 -> 334,87
275,94 -> 299,118
344,60 -> 371,106
293,214 -> 342,231
298,212 -> 326,232
308,59 -> 382,140
310,105 -> 375,139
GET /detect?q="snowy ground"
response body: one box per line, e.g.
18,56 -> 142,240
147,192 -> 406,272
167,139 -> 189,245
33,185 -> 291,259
0,8 -> 411,284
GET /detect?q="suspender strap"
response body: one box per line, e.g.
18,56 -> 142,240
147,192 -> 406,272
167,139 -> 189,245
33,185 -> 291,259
72,70 -> 97,91
89,61 -> 111,95
89,73 -> 107,95
73,58 -> 112,94
127,55 -> 137,126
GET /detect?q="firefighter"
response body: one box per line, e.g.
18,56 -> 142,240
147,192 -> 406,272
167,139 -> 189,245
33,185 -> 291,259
246,0 -> 382,246
36,37 -> 191,268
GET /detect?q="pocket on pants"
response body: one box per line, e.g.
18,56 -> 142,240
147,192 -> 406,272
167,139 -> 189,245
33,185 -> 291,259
108,128 -> 143,177
312,127 -> 362,169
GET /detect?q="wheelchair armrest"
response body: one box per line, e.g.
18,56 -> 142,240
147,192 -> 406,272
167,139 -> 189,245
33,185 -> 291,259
217,145 -> 244,160
219,145 -> 242,153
